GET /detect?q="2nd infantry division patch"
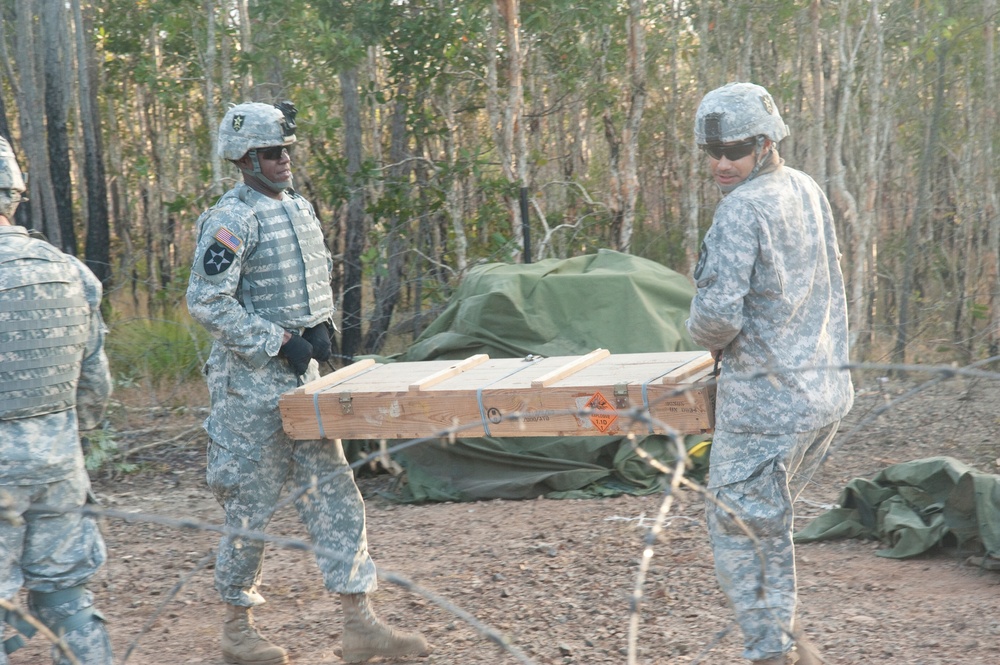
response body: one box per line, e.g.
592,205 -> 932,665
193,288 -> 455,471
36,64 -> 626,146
203,242 -> 235,276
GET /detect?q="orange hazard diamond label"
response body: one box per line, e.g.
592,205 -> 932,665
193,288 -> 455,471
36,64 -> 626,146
585,391 -> 617,433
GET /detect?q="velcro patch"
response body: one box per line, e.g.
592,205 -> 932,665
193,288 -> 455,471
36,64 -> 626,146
203,242 -> 236,276
214,227 -> 243,253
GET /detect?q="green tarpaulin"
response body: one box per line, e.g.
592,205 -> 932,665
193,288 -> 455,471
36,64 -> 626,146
794,456 -> 1000,559
366,249 -> 709,502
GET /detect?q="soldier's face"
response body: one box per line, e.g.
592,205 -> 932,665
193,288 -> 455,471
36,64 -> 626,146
256,146 -> 292,185
706,142 -> 756,188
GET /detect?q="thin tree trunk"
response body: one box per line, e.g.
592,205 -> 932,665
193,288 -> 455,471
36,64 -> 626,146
829,0 -> 865,358
615,0 -> 645,253
985,0 -> 1000,356
684,10 -> 710,273
894,32 -> 949,366
339,67 -> 366,362
490,0 -> 527,260
364,83 -> 410,354
204,0 -> 223,197
808,0 -> 827,185
851,0 -> 884,363
438,70 -> 468,273
237,0 -> 253,99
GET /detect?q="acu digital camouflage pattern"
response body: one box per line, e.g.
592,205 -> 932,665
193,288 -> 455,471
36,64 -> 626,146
686,113 -> 853,662
186,181 -> 376,606
217,102 -> 295,161
694,81 -> 789,145
0,225 -> 113,664
0,137 -> 26,219
686,161 -> 854,434
0,226 -> 112,484
705,423 -> 839,661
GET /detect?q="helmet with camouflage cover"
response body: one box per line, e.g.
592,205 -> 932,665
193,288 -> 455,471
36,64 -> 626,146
694,82 -> 789,146
0,136 -> 26,218
217,101 -> 297,161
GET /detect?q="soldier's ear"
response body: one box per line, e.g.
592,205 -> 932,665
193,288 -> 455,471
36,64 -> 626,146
233,154 -> 252,169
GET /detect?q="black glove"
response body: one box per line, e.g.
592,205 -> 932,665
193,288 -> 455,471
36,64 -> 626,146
280,332 -> 313,375
302,323 -> 332,362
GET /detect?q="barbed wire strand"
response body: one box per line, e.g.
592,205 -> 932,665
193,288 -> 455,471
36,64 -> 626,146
9,360 -> 1000,662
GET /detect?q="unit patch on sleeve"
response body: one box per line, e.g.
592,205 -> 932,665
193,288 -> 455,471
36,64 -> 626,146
203,242 -> 236,276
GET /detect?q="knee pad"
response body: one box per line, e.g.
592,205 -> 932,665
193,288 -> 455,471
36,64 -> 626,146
3,606 -> 38,656
27,587 -> 112,665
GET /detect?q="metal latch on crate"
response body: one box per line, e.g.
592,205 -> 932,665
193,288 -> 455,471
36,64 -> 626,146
339,392 -> 353,415
614,383 -> 629,409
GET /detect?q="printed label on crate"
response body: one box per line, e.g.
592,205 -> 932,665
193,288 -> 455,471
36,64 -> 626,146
585,391 -> 617,433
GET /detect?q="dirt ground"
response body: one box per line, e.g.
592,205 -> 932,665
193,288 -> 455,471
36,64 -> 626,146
11,369 -> 1000,665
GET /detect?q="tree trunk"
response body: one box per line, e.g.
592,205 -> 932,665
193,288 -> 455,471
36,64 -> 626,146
339,66 -> 366,362
237,0 -> 253,99
487,0 -> 526,261
985,0 -> 1000,356
851,0 -> 884,363
808,0 -> 827,185
363,83 -> 410,354
14,0 -> 61,246
894,33 -> 949,367
828,0 -> 863,359
204,0 -> 223,197
42,0 -> 76,254
73,0 -> 112,288
615,0 -> 645,253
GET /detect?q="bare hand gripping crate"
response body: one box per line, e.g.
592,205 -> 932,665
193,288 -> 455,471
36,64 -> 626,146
279,349 -> 716,441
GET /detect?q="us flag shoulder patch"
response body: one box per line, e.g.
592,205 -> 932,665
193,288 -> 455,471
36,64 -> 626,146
214,227 -> 243,253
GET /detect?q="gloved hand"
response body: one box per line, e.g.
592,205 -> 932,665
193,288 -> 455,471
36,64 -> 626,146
280,332 -> 313,375
302,322 -> 332,362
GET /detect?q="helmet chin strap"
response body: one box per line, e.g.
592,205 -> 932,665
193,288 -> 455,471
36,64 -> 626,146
242,150 -> 291,193
746,136 -> 772,182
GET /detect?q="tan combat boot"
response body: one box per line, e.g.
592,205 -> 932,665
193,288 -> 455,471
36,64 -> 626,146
222,604 -> 289,665
340,593 -> 429,663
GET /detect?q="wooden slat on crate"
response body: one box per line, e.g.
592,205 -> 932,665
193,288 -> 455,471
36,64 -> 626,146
660,353 -> 715,384
408,354 -> 490,392
296,358 -> 377,395
530,348 -> 610,388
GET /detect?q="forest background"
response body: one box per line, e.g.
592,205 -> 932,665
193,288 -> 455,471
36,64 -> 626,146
2,0 -> 998,389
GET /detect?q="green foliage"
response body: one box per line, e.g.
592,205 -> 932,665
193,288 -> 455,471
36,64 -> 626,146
105,314 -> 213,387
83,429 -> 138,475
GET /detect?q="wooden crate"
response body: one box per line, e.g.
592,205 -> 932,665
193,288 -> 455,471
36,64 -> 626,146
279,349 -> 716,441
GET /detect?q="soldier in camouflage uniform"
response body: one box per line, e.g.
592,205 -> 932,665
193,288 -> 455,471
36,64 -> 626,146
186,101 -> 428,665
0,137 -> 114,664
686,83 -> 854,665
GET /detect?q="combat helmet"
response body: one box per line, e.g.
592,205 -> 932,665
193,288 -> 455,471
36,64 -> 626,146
217,101 -> 297,161
694,82 -> 789,146
0,136 -> 26,218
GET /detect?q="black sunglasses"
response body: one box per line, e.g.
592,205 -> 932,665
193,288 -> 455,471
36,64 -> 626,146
701,140 -> 756,161
256,145 -> 290,160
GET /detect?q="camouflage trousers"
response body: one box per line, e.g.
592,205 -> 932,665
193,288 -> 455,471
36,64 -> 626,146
206,434 -> 377,607
705,421 -> 839,662
0,474 -> 107,663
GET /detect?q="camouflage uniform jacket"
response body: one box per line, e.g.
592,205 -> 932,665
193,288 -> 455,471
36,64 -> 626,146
0,225 -> 112,485
686,163 -> 854,434
186,184 -> 334,460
